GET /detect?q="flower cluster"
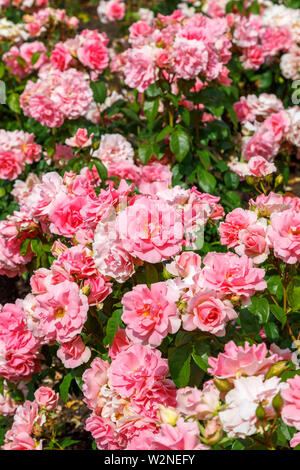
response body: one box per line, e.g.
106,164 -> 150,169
230,94 -> 300,179
50,29 -> 109,75
20,68 -> 93,127
112,10 -> 232,92
2,386 -> 58,450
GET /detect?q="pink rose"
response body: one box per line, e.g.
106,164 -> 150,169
202,252 -> 267,300
65,128 -> 94,148
267,209 -> 300,264
0,151 -> 24,181
109,344 -> 169,398
34,386 -> 58,411
33,280 -> 89,344
208,341 -> 279,380
182,291 -> 237,336
57,335 -> 91,368
77,39 -> 109,73
121,282 -> 180,347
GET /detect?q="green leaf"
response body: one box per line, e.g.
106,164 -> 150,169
15,56 -> 27,68
7,93 -> 20,114
156,125 -> 173,142
267,276 -> 283,301
60,439 -> 80,449
91,159 -> 108,181
59,373 -> 73,403
145,83 -> 162,98
170,128 -> 190,162
224,171 -> 240,190
30,238 -> 43,256
169,344 -> 192,388
197,150 -> 211,170
197,168 -> 216,193
179,106 -> 190,126
31,51 -> 42,66
145,263 -> 159,285
90,81 -> 107,104
264,322 -> 280,341
192,351 -> 209,373
248,297 -> 270,324
144,99 -> 159,123
239,308 -> 260,333
138,144 -> 153,165
270,304 -> 286,327
20,238 -> 31,257
103,309 -> 123,347
287,279 -> 300,312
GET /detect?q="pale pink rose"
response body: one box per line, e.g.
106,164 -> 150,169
182,291 -> 237,336
208,341 -> 279,379
219,375 -> 287,438
83,275 -> 112,306
2,432 -> 42,451
247,156 -> 276,178
117,196 -> 184,264
126,430 -> 157,450
267,209 -> 300,264
11,173 -> 40,205
241,94 -> 284,122
242,128 -> 277,162
248,192 -> 287,217
124,46 -> 157,92
263,111 -> 290,142
93,220 -> 135,283
233,16 -> 261,48
282,374 -> 300,430
0,151 -> 24,181
177,381 -> 220,420
65,128 -> 94,148
152,418 -> 208,450
109,344 -> 169,399
173,36 -> 209,80
57,335 -> 91,368
34,386 -> 58,410
233,97 -> 252,123
166,252 -> 202,277
129,21 -> 154,45
30,268 -> 53,294
219,208 -> 257,248
77,39 -> 109,73
108,328 -> 131,360
261,26 -> 293,57
29,96 -> 64,128
85,414 -> 119,450
131,379 -> 177,420
281,47 -> 300,81
51,244 -> 97,281
235,221 -> 269,264
121,282 -> 180,347
290,432 -> 300,448
51,71 -> 93,120
98,0 -> 125,24
50,42 -> 73,71
202,252 -> 266,300
241,45 -> 264,70
82,357 -> 109,412
107,161 -> 141,184
93,133 -> 134,165
48,195 -> 85,238
0,302 -> 40,382
33,280 -> 89,344
138,163 -> 172,195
